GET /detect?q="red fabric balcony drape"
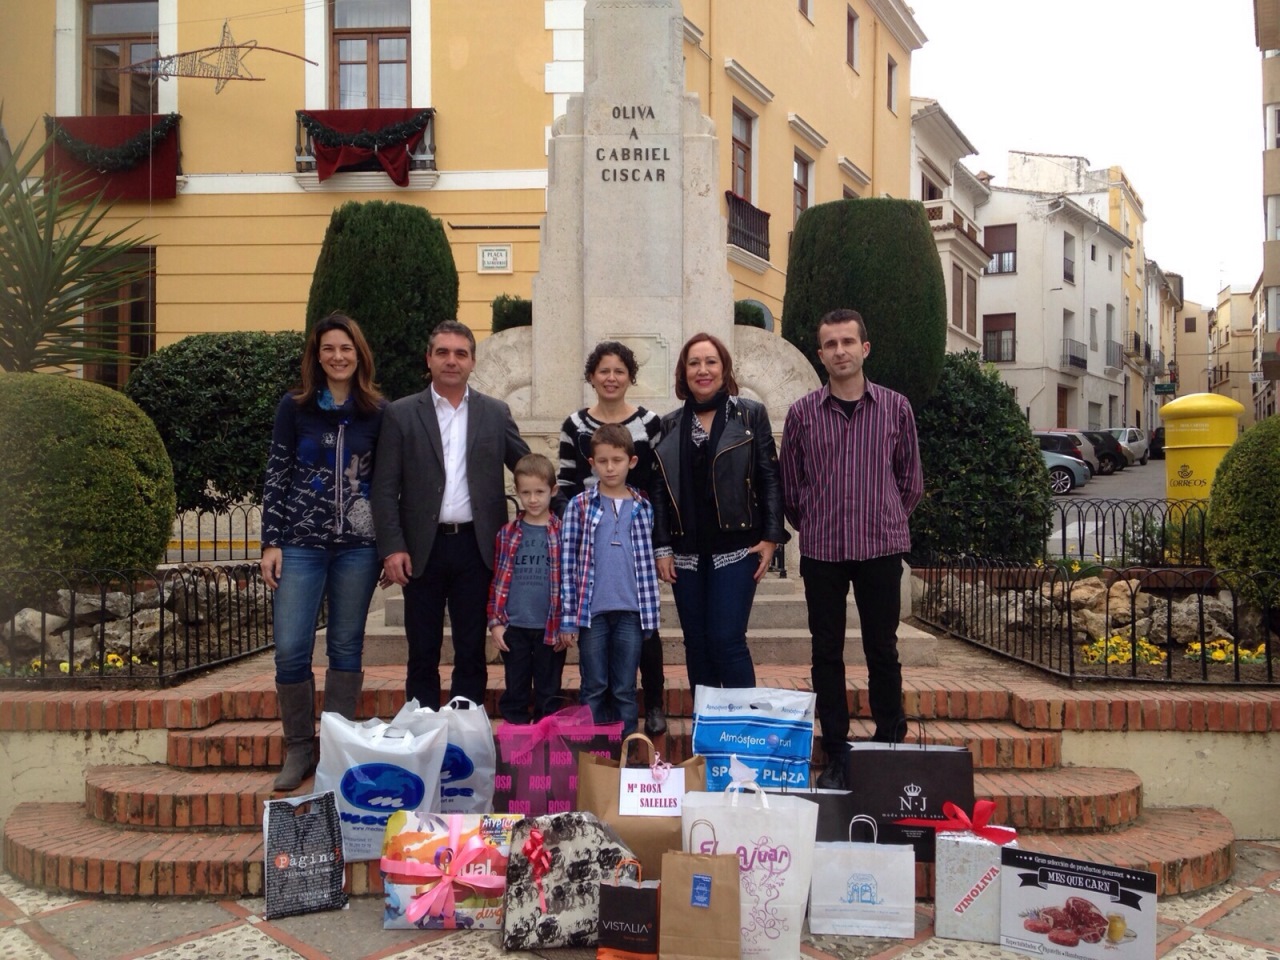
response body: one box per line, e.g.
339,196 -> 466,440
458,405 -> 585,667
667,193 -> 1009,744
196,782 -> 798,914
298,108 -> 430,187
44,114 -> 181,202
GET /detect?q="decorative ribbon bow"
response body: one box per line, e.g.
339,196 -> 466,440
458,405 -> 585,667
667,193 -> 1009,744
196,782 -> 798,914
896,799 -> 1018,845
379,816 -> 506,926
650,751 -> 673,783
494,705 -> 597,762
522,828 -> 554,913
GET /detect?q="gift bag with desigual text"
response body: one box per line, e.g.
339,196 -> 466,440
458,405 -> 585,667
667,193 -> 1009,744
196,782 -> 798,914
844,736 -> 975,862
263,791 -> 348,920
597,858 -> 660,960
682,783 -> 819,960
577,732 -> 706,880
379,811 -> 522,930
494,705 -> 622,816
808,814 -> 915,938
659,847 -> 740,960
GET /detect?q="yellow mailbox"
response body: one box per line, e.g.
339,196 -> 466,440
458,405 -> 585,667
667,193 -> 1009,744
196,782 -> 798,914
1158,393 -> 1245,501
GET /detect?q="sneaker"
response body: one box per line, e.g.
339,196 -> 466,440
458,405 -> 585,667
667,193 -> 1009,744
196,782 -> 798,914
815,761 -> 846,790
644,706 -> 667,737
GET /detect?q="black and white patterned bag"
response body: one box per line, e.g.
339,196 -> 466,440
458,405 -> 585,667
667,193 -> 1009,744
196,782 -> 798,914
501,811 -> 634,950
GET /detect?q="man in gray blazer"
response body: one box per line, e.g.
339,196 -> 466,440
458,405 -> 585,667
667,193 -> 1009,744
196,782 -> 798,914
372,320 -> 530,707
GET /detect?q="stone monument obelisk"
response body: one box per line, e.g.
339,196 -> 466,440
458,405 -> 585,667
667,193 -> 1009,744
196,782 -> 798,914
531,0 -> 732,418
473,0 -> 816,444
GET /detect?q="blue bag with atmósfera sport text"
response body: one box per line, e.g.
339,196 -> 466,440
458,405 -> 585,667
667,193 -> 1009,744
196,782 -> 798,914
691,687 -> 816,791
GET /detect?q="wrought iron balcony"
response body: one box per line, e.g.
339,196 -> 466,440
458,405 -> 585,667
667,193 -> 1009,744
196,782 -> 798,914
1063,256 -> 1075,283
1124,331 -> 1142,357
1060,338 -> 1087,376
295,108 -> 436,178
725,191 -> 771,261
1105,339 -> 1123,371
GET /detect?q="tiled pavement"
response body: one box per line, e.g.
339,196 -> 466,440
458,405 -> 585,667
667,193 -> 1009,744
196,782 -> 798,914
1,839 -> 1278,960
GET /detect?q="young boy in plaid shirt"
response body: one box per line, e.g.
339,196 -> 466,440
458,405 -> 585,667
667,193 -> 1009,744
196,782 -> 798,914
559,424 -> 660,737
487,453 -> 566,723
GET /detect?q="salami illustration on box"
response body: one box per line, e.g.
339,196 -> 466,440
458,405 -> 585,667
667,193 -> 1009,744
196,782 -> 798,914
999,848 -> 1156,959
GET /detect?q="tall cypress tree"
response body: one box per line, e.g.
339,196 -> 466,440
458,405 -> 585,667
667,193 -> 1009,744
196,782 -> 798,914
782,198 -> 947,409
306,200 -> 459,400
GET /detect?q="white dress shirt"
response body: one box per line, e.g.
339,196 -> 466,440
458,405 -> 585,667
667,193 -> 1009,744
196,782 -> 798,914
432,384 -> 473,523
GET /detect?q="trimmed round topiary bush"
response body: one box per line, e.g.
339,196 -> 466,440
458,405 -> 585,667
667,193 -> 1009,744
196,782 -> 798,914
1206,415 -> 1280,574
782,197 -> 947,410
909,352 -> 1052,562
306,200 -> 458,400
0,373 -> 175,581
126,331 -> 305,512
491,294 -> 532,333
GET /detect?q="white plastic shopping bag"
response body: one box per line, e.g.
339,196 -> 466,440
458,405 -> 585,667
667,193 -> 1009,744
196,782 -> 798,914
314,713 -> 447,861
691,686 -> 816,791
808,814 -> 916,938
392,696 -> 497,814
682,781 -> 818,960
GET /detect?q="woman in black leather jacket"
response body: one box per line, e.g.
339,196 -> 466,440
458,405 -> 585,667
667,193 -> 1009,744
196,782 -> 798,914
651,332 -> 788,690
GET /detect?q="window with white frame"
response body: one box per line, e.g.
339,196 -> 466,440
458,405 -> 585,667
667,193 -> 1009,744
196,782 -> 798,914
731,106 -> 753,200
846,8 -> 860,70
85,0 -> 158,116
332,0 -> 411,108
886,55 -> 898,113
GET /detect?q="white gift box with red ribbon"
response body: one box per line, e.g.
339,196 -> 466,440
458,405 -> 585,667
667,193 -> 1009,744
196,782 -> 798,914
898,799 -> 1017,944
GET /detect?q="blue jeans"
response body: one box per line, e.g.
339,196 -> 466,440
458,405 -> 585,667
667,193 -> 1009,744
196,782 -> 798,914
272,544 -> 380,685
577,610 -> 643,737
671,553 -> 758,691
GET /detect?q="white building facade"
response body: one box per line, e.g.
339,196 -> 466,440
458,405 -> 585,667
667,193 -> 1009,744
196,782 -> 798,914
909,98 -> 989,354
978,188 -> 1131,430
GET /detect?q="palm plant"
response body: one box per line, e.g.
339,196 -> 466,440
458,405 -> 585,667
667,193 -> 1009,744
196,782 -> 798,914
0,117 -> 153,373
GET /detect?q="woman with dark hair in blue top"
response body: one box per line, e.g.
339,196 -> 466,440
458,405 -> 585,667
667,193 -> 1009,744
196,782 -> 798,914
260,312 -> 385,790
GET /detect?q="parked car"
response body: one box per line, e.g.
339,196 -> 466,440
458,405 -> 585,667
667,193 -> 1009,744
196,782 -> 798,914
1079,430 -> 1128,475
1033,431 -> 1090,472
1150,426 -> 1165,460
1043,429 -> 1099,476
1042,450 -> 1090,494
1109,426 -> 1150,465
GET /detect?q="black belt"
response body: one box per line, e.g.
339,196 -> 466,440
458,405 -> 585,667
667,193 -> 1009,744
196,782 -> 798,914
438,521 -> 474,535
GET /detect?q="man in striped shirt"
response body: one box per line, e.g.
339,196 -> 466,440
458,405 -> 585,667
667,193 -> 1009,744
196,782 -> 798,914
779,309 -> 923,789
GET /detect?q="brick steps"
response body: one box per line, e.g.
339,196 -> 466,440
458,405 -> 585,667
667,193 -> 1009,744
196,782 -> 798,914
3,801 -> 1232,900
167,716 -> 1062,772
973,767 -> 1142,832
85,766 -> 278,831
1014,806 -> 1236,897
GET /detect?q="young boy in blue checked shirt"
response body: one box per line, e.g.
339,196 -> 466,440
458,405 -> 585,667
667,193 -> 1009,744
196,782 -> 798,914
559,423 -> 660,737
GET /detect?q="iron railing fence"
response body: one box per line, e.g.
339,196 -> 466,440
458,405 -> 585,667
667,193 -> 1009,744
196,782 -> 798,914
909,498 -> 1210,569
169,504 -> 263,563
1,564 -> 273,687
914,556 -> 1278,685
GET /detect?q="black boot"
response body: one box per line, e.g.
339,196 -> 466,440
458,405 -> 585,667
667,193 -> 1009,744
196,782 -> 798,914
273,677 -> 316,791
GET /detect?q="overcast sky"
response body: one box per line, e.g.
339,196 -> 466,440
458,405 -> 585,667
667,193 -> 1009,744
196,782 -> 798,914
907,0 -> 1261,308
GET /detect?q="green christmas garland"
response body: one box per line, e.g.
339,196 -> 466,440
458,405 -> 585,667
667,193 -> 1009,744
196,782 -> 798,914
44,113 -> 180,173
297,108 -> 433,151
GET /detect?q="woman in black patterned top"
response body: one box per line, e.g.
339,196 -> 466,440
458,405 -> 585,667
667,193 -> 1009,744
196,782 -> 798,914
556,341 -> 666,735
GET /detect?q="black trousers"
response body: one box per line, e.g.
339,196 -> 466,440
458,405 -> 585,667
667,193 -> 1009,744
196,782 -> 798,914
639,629 -> 665,712
402,529 -> 490,708
498,625 -> 567,724
801,553 -> 906,754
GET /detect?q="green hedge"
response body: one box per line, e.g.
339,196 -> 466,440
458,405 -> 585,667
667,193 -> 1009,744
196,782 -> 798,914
126,331 -> 305,512
306,200 -> 458,400
782,198 -> 947,409
1207,415 -> 1280,575
734,300 -> 766,329
491,294 -> 532,333
0,373 -> 175,582
909,352 -> 1052,562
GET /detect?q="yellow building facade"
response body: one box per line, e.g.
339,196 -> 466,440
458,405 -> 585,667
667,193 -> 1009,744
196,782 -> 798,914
1209,284 -> 1258,428
0,0 -> 923,383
